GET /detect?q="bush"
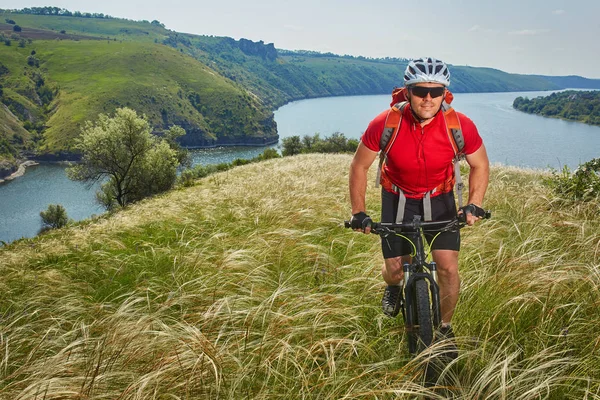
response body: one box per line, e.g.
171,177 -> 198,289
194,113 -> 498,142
177,169 -> 197,187
282,136 -> 302,156
546,158 -> 600,201
231,158 -> 250,167
40,204 -> 69,230
256,147 -> 280,161
282,132 -> 358,156
27,55 -> 39,67
13,25 -> 22,32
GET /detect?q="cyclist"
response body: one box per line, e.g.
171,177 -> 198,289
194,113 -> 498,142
349,57 -> 489,342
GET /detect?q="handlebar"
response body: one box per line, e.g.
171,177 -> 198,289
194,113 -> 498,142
344,210 -> 491,235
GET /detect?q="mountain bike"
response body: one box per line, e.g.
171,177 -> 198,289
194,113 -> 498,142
345,209 -> 491,356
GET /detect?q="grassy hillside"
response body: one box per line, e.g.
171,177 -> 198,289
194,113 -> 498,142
36,40 -> 275,152
0,104 -> 30,167
0,37 -> 277,156
0,11 -> 277,161
0,154 -> 598,398
179,37 -> 564,108
0,12 -> 168,43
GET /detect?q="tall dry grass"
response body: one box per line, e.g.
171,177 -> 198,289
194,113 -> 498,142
0,154 -> 598,399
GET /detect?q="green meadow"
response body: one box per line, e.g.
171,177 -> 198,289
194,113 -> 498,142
0,11 -> 168,42
0,154 -> 598,398
0,38 -> 275,154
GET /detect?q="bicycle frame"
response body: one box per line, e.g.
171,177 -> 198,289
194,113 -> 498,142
373,215 -> 456,353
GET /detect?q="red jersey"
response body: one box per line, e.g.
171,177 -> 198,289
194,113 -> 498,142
361,105 -> 483,198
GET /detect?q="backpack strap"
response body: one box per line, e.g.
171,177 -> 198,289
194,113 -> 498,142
442,103 -> 466,208
442,103 -> 465,155
375,101 -> 408,188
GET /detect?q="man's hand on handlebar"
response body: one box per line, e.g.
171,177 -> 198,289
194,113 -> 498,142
350,211 -> 373,234
458,203 -> 487,226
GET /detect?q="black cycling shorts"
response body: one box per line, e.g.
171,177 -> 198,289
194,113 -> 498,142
380,189 -> 460,259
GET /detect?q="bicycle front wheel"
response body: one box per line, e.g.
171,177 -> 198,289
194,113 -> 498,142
407,279 -> 434,355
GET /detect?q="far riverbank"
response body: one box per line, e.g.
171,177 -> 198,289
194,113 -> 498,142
0,161 -> 39,184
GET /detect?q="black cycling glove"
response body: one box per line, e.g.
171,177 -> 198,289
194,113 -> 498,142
459,203 -> 486,219
350,211 -> 373,231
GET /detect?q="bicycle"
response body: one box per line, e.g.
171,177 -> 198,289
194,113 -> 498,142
345,209 -> 491,357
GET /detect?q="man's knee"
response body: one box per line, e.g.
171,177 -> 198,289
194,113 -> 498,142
432,250 -> 459,275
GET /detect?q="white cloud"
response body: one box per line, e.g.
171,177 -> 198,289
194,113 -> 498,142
469,25 -> 480,32
552,9 -> 565,15
508,29 -> 550,35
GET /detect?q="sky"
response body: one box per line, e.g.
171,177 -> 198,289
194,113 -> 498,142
1,0 -> 599,79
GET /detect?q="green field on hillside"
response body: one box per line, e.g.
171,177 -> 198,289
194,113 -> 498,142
0,38 -> 276,155
0,11 -> 168,42
0,154 -> 598,398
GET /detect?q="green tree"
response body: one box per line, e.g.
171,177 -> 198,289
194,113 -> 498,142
67,108 -> 181,210
40,204 -> 69,230
163,125 -> 189,167
282,135 -> 303,156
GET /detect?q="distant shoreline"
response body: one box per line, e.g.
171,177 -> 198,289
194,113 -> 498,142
0,140 -> 279,184
0,161 -> 39,184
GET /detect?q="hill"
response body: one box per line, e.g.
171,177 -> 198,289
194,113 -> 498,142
2,7 -> 600,169
0,10 -> 277,169
533,75 -> 600,90
513,90 -> 600,126
172,37 -> 565,108
0,154 -> 598,397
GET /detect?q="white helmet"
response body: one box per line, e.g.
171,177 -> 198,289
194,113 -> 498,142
404,57 -> 451,87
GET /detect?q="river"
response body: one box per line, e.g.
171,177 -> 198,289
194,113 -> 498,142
1,90 -> 599,244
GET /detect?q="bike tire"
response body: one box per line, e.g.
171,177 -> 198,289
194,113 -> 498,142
407,279 -> 434,355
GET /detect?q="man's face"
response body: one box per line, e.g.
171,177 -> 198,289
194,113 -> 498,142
407,83 -> 446,122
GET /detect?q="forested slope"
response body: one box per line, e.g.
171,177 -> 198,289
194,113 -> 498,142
513,90 -> 600,126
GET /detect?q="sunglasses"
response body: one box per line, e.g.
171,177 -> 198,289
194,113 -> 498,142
409,86 -> 445,99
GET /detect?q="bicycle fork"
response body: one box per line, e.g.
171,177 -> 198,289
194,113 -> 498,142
402,263 -> 442,337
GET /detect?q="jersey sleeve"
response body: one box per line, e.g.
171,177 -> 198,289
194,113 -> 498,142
360,109 -> 389,152
457,112 -> 483,155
